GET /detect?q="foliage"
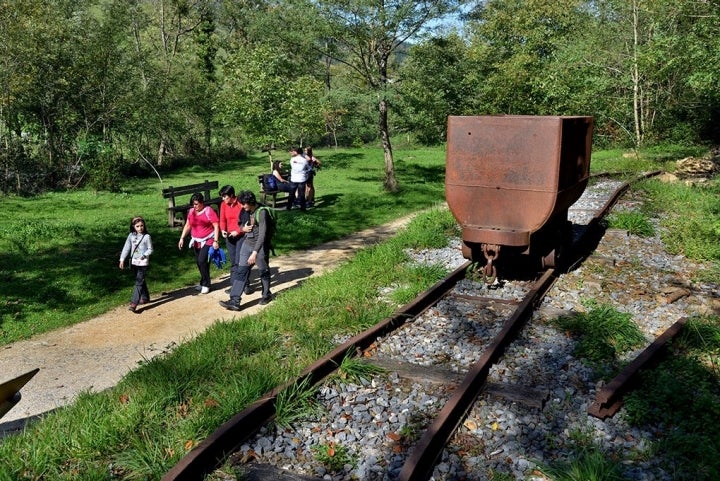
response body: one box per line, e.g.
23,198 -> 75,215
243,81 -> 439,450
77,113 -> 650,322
216,43 -> 326,150
395,33 -> 478,145
274,376 -> 324,429
640,177 -> 720,260
337,352 -> 387,384
538,446 -> 624,481
552,301 -> 646,365
606,211 -> 655,237
79,137 -> 125,192
622,318 -> 720,480
311,442 -> 355,472
296,0 -> 462,191
465,0 -> 720,147
4,0 -> 720,196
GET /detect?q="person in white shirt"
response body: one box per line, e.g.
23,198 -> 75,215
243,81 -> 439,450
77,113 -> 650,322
289,146 -> 309,210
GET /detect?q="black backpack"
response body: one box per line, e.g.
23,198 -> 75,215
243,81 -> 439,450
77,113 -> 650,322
254,205 -> 276,254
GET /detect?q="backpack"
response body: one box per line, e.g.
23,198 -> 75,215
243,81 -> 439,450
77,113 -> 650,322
263,174 -> 277,191
254,205 -> 277,254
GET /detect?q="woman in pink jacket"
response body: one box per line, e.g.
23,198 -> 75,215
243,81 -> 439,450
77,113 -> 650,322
177,193 -> 220,294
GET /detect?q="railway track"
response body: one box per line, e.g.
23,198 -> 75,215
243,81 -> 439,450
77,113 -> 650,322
163,172 -> 688,481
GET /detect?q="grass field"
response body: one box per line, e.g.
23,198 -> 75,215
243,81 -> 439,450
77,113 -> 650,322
0,146 -> 447,345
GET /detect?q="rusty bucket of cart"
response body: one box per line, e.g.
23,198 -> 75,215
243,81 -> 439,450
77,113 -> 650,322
446,115 -> 593,280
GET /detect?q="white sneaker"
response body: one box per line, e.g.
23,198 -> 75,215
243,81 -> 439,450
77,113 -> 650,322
200,286 -> 210,294
195,286 -> 202,291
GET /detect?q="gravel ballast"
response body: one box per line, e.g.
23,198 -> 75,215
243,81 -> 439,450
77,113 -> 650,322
232,179 -> 715,481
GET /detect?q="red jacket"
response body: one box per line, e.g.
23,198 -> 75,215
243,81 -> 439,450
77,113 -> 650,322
219,197 -> 242,235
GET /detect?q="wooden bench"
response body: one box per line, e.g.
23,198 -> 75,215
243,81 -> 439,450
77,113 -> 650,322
257,174 -> 290,208
162,180 -> 222,227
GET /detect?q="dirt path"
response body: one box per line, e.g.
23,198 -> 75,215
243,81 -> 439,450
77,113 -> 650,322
0,216 -> 413,428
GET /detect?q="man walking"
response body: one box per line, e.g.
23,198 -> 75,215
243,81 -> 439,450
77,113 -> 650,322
219,191 -> 274,311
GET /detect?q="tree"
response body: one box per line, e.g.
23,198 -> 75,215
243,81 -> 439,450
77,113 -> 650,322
126,0 -> 219,166
215,43 -> 325,162
466,0 -> 587,116
295,0 -> 461,192
395,33 -> 477,144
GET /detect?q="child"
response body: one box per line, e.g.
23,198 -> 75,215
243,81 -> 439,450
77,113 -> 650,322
119,216 -> 153,312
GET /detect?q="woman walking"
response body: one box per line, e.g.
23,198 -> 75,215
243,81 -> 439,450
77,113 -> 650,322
177,193 -> 220,294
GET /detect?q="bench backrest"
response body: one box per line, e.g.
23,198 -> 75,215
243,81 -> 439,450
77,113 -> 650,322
162,180 -> 219,207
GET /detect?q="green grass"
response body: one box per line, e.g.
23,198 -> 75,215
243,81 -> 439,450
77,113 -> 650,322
606,211 -> 655,237
638,178 -> 720,260
539,446 -> 624,481
337,352 -> 387,383
553,300 -> 646,367
621,317 -> 720,480
311,442 -> 356,472
0,146 -> 447,345
589,144 -> 706,174
274,376 -> 324,429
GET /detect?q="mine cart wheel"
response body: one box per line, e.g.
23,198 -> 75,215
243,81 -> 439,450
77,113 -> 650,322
542,220 -> 573,270
542,249 -> 558,269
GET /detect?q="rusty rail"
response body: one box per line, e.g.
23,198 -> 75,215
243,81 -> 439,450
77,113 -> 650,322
398,268 -> 558,481
162,262 -> 469,481
588,317 -> 688,419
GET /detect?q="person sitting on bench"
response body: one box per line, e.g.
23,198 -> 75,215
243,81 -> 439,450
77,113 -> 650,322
271,160 -> 295,209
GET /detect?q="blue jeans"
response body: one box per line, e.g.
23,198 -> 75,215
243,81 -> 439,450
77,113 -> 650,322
228,235 -> 252,286
288,181 -> 307,210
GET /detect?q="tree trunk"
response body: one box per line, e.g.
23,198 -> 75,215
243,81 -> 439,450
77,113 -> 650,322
157,139 -> 165,166
631,0 -> 643,147
378,97 -> 398,192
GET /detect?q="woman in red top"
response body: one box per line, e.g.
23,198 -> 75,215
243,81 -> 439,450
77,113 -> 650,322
177,193 -> 220,294
218,185 -> 253,294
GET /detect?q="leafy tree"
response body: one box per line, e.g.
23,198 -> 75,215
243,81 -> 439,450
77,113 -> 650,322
395,33 -> 477,144
215,43 -> 325,162
0,0 -> 131,191
125,0 -> 219,166
466,0 -> 720,147
294,0 -> 461,192
466,0 -> 587,116
0,0 -> 88,183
